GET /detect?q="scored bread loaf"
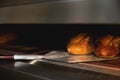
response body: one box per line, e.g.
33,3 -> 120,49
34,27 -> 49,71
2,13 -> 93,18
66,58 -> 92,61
67,33 -> 93,55
94,35 -> 120,58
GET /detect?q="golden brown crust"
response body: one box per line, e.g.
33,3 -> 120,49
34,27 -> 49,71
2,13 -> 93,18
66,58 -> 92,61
94,35 -> 120,58
67,33 -> 93,55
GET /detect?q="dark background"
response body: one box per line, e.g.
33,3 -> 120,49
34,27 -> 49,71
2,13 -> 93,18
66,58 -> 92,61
0,24 -> 120,50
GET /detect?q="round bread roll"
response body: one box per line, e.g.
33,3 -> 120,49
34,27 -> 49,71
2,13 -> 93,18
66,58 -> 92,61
94,35 -> 120,58
67,33 -> 93,55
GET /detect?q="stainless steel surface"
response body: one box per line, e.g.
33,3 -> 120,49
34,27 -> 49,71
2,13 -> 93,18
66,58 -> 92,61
0,0 -> 120,23
0,0 -> 62,7
0,61 -> 120,80
39,59 -> 120,77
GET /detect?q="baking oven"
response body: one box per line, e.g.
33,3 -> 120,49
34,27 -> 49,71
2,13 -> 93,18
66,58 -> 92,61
0,0 -> 120,80
0,25 -> 120,80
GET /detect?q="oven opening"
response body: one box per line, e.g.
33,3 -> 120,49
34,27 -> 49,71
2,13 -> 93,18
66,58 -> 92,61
0,25 -> 120,50
0,24 -> 120,78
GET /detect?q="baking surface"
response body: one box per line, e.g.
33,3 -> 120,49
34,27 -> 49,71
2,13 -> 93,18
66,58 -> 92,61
39,58 -> 120,77
38,54 -> 120,77
0,46 -> 120,77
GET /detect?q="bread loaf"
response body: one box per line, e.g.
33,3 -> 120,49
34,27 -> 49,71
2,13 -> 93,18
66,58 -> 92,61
67,33 -> 93,55
94,35 -> 120,58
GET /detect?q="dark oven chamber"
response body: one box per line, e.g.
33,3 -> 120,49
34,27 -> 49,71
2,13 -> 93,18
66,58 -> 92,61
0,25 -> 120,80
0,25 -> 120,50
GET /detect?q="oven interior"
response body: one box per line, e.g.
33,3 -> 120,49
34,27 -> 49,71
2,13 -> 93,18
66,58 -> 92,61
0,25 -> 119,50
0,25 -> 120,80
